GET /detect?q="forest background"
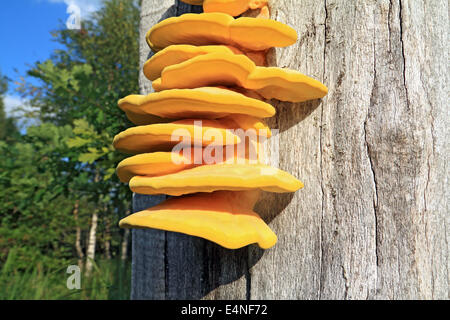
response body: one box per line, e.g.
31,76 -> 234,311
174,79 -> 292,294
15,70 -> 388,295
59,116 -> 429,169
0,0 -> 140,299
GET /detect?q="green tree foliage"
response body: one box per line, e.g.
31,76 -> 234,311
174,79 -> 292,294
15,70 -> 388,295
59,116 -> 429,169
0,0 -> 139,297
23,0 -> 139,132
0,73 -> 20,141
0,123 -> 79,269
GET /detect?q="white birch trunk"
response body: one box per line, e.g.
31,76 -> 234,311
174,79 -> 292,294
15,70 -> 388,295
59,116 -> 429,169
73,200 -> 84,269
85,210 -> 98,276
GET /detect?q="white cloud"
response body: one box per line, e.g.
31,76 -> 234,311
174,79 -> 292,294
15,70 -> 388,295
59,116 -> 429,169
48,0 -> 103,18
3,95 -> 25,116
3,95 -> 40,129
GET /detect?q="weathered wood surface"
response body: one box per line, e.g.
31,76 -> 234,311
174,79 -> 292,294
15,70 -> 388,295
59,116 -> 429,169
132,0 -> 449,299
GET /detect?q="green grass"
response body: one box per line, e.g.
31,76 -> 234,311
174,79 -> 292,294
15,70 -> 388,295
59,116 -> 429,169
0,250 -> 131,300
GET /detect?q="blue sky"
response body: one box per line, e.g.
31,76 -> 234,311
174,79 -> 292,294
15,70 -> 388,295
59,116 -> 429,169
0,0 -> 102,115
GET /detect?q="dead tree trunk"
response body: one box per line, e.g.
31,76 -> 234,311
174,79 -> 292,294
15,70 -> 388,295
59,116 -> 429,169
131,0 -> 449,299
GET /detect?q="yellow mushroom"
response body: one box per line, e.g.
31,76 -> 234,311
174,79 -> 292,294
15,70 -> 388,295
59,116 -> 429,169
113,116 -> 270,154
116,151 -> 196,183
129,163 -> 304,196
146,12 -> 297,52
118,87 -> 275,125
113,119 -> 239,154
143,44 -> 266,81
119,190 -> 277,249
204,0 -> 268,17
116,143 -> 261,183
152,52 -> 328,102
180,0 -> 204,4
181,0 -> 269,18
219,114 -> 271,137
113,2 -> 328,250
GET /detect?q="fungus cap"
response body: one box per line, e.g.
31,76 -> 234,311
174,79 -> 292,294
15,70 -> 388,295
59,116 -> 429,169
143,44 -> 264,81
119,190 -> 277,249
116,151 -> 196,183
180,0 -> 204,4
118,87 -> 275,125
153,52 -> 328,102
146,13 -> 297,52
180,0 -> 268,17
113,116 -> 270,154
116,145 -> 255,183
129,163 -> 304,196
203,0 -> 268,16
113,119 -> 241,154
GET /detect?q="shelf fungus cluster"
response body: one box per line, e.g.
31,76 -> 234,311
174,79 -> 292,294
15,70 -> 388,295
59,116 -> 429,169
113,2 -> 328,249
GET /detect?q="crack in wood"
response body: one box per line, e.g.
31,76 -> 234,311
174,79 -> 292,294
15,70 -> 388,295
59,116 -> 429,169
398,0 -> 410,111
387,0 -> 393,53
364,118 -> 379,270
367,8 -> 380,283
245,257 -> 251,300
318,0 -> 328,300
341,265 -> 349,299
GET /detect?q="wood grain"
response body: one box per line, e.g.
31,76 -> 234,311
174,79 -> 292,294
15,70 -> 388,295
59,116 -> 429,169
132,0 -> 449,299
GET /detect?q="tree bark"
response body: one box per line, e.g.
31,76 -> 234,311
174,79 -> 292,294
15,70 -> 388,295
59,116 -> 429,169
85,209 -> 98,276
103,206 -> 111,260
121,218 -> 130,262
73,200 -> 84,269
131,0 -> 449,299
86,172 -> 102,275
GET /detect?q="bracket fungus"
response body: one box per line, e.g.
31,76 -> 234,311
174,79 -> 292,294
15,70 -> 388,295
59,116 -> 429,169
146,13 -> 297,52
113,115 -> 270,154
116,151 -> 196,183
118,87 -> 275,125
119,191 -> 277,249
180,0 -> 269,17
116,145 -> 259,183
152,52 -> 328,102
129,163 -> 304,196
113,119 -> 241,154
143,44 -> 266,81
113,3 -> 328,249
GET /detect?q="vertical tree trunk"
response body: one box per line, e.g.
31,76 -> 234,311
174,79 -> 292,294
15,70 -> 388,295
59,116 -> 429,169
73,200 -> 84,269
85,172 -> 101,275
132,0 -> 449,299
121,228 -> 130,261
85,209 -> 98,276
104,206 -> 112,260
